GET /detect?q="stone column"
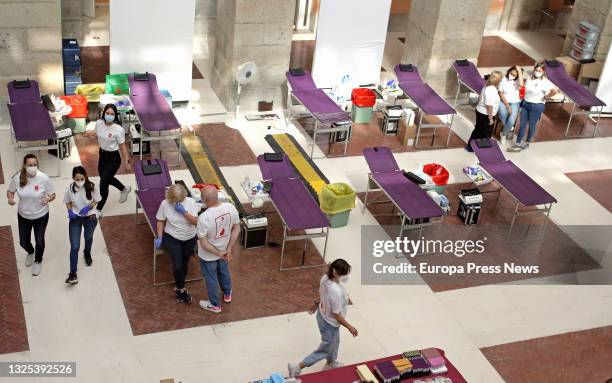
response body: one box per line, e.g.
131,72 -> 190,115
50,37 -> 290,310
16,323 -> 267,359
211,0 -> 295,111
500,0 -> 548,31
61,0 -> 82,41
0,0 -> 63,100
401,0 -> 491,98
562,0 -> 612,62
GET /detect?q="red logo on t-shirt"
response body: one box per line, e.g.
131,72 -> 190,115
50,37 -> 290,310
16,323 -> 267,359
108,133 -> 113,138
34,185 -> 39,191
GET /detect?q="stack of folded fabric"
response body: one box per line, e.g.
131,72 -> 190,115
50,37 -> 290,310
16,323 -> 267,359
356,364 -> 378,383
374,360 -> 402,383
403,350 -> 422,359
409,356 -> 432,377
421,348 -> 448,374
391,357 -> 412,374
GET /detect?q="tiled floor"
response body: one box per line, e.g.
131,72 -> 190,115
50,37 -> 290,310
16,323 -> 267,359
99,207 -> 325,335
481,325 -> 612,383
477,36 -> 536,67
73,132 -> 187,177
565,169 -> 612,213
297,112 -> 466,158
357,182 -> 600,292
79,45 -> 204,84
193,123 -> 257,166
0,226 -> 29,354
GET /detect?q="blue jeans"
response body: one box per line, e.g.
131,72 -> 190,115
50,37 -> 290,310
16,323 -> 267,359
199,258 -> 232,307
302,310 -> 340,367
498,101 -> 521,136
69,215 -> 98,273
516,101 -> 545,144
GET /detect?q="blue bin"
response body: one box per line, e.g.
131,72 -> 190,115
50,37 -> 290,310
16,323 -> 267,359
62,38 -> 80,66
63,65 -> 81,77
64,80 -> 82,95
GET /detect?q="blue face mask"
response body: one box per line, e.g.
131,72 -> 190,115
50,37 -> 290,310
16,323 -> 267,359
104,114 -> 115,123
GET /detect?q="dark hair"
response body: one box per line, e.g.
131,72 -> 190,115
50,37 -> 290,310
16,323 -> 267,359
327,259 -> 351,279
100,103 -> 121,125
71,166 -> 94,200
19,154 -> 38,187
505,66 -> 518,79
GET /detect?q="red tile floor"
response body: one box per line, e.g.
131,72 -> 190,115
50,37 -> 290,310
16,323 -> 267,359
481,325 -> 612,383
357,182 -> 600,292
565,169 -> 612,214
99,204 -> 327,335
0,226 -> 29,354
477,36 -> 537,67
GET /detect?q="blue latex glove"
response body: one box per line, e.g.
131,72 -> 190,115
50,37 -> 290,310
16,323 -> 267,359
154,237 -> 163,250
67,209 -> 78,220
79,205 -> 92,216
174,202 -> 187,215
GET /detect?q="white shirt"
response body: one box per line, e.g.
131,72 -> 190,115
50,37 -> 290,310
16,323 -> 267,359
476,85 -> 501,115
95,119 -> 125,151
318,275 -> 349,327
8,170 -> 55,220
524,77 -> 555,104
156,197 -> 201,241
196,202 -> 240,261
498,77 -> 521,104
63,182 -> 102,216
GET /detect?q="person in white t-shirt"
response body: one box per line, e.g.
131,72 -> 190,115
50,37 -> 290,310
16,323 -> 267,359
86,103 -> 132,214
288,259 -> 357,378
466,71 -> 503,151
196,185 -> 240,314
508,63 -> 557,152
63,166 -> 101,284
498,66 -> 524,145
6,154 -> 56,276
155,184 -> 201,304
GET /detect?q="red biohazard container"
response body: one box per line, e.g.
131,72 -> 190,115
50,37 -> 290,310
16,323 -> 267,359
423,163 -> 450,186
59,95 -> 88,118
351,88 -> 376,107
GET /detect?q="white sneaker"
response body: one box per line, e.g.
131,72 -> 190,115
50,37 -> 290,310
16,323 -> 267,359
500,136 -> 506,146
25,253 -> 34,267
31,262 -> 42,276
119,186 -> 132,203
199,300 -> 221,314
288,363 -> 302,378
323,361 -> 344,370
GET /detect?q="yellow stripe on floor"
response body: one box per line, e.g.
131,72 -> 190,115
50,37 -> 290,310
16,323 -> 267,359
181,133 -> 222,186
271,134 -> 327,194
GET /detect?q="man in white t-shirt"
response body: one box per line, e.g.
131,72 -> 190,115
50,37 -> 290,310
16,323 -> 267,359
196,186 -> 240,313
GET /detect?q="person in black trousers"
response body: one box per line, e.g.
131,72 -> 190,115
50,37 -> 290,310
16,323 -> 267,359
466,71 -> 503,151
87,104 -> 132,215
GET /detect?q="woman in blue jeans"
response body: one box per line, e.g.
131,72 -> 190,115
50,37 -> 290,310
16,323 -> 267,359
288,259 -> 358,377
497,65 -> 524,146
508,63 -> 557,152
63,166 -> 101,284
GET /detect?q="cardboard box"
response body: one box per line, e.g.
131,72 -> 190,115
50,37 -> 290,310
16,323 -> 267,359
159,379 -> 175,383
396,119 -> 417,146
555,55 -> 581,79
578,61 -> 603,83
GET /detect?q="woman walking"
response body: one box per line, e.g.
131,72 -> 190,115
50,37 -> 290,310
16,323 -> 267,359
64,166 -> 101,284
6,154 -> 55,276
288,259 -> 358,377
91,103 -> 132,214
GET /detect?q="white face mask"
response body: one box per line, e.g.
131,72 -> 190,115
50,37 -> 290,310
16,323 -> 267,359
339,275 -> 349,284
508,74 -> 517,80
533,71 -> 543,79
75,180 -> 85,188
26,166 -> 38,176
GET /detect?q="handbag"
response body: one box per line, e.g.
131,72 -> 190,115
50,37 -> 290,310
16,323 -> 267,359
142,159 -> 162,175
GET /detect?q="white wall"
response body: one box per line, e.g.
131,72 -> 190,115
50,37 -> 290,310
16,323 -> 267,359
109,0 -> 195,101
596,43 -> 612,113
312,0 -> 391,91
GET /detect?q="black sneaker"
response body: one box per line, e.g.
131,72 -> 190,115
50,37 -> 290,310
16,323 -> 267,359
175,289 -> 192,304
65,273 -> 78,284
84,254 -> 93,266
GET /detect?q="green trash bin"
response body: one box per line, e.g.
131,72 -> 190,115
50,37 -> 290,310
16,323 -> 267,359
66,117 -> 87,134
320,183 -> 356,228
105,73 -> 130,95
351,104 -> 373,124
